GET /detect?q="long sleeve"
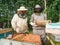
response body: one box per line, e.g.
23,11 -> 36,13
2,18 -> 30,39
30,14 -> 34,23
44,13 -> 47,20
11,14 -> 17,30
30,14 -> 37,26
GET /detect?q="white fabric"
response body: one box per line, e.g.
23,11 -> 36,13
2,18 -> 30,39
30,22 -> 37,26
30,13 -> 47,27
11,14 -> 28,33
35,4 -> 41,8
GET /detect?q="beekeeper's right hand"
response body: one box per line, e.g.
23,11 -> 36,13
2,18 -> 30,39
30,22 -> 37,26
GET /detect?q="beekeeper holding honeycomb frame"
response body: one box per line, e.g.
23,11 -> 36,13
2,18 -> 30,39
30,4 -> 50,45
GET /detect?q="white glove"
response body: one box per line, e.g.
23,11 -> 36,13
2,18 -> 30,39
30,22 -> 37,26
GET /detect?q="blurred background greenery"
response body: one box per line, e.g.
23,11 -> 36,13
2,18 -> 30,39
0,0 -> 60,28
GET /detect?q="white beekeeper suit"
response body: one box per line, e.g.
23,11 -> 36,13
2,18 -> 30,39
30,5 -> 47,45
11,6 -> 28,33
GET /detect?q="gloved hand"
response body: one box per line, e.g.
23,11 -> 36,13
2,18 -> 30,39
30,22 -> 37,26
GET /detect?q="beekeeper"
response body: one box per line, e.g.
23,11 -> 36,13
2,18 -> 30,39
11,6 -> 28,33
30,5 -> 47,45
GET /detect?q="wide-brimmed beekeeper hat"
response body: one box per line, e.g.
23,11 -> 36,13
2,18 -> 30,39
17,6 -> 27,11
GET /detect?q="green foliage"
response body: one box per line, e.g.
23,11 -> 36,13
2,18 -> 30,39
0,0 -> 60,28
0,0 -> 45,28
46,0 -> 60,22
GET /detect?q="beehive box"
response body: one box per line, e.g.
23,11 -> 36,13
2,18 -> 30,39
0,28 -> 12,38
46,23 -> 60,34
0,39 -> 39,45
50,34 -> 60,42
47,34 -> 60,45
0,28 -> 12,34
12,34 -> 42,45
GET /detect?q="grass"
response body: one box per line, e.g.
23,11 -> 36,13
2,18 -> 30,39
46,38 -> 51,45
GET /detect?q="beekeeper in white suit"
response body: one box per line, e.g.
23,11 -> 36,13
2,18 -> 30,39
11,6 -> 28,33
30,5 -> 47,45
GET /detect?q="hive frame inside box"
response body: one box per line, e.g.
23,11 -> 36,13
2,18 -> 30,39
50,34 -> 60,42
0,38 -> 39,45
11,34 -> 42,45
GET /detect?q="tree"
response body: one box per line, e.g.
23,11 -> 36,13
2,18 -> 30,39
46,0 -> 60,22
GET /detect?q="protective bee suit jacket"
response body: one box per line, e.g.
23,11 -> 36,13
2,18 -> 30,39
11,14 -> 28,33
30,13 -> 47,45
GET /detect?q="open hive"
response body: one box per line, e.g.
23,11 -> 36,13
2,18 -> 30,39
12,34 -> 42,45
0,28 -> 12,34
